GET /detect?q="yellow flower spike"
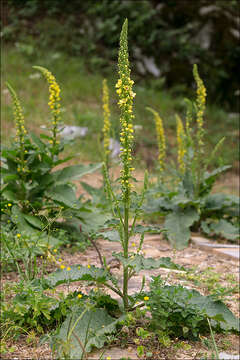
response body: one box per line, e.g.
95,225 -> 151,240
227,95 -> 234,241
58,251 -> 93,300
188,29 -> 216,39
193,64 -> 206,152
66,267 -> 71,271
102,79 -> 111,168
116,19 -> 135,201
176,114 -> 186,174
33,66 -> 61,151
144,296 -> 149,301
146,107 -> 166,177
60,265 -> 66,270
77,294 -> 83,299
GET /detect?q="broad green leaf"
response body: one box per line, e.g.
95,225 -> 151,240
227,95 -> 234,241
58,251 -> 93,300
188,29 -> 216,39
53,307 -> 125,359
11,205 -> 36,233
112,253 -> 185,272
209,219 -> 239,241
30,132 -> 46,152
46,184 -> 80,209
1,189 -> 18,201
133,224 -> 163,234
46,265 -> 111,288
76,209 -> 111,234
96,230 -> 120,242
188,292 -> 239,332
53,163 -> 102,184
23,214 -> 44,230
165,207 -> 199,249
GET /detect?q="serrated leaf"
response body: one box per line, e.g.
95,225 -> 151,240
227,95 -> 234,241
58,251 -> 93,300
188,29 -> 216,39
53,307 -> 125,358
53,163 -> 102,184
165,207 -> 199,249
46,265 -> 111,288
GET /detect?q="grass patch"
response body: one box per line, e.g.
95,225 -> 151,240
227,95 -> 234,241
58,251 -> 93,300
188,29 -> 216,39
2,46 -> 239,169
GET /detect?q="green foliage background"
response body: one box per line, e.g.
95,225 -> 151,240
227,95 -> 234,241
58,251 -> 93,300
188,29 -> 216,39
2,0 -> 240,111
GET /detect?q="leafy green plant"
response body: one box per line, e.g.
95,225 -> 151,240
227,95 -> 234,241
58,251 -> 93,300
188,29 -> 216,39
145,66 -> 239,248
146,276 -> 239,340
1,66 -> 103,241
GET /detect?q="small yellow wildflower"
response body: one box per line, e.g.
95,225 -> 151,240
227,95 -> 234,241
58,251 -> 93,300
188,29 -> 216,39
77,294 -> 83,299
16,233 -> 21,238
87,264 -> 91,269
131,242 -> 136,247
78,266 -> 81,270
7,203 -> 12,207
106,356 -> 111,360
58,258 -> 63,262
53,249 -> 57,253
60,265 -> 66,270
66,267 -> 71,271
144,296 -> 149,301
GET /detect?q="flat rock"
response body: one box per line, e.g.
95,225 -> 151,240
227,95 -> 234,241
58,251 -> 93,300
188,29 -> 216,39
191,236 -> 239,261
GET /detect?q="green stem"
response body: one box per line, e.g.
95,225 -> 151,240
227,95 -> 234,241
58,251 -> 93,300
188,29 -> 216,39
123,189 -> 129,310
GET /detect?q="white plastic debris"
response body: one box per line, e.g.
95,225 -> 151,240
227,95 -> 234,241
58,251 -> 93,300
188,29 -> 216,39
219,353 -> 240,360
109,138 -> 121,159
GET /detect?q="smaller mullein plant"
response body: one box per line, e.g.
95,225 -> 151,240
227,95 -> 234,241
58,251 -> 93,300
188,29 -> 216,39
145,65 -> 239,248
1,67 -> 102,235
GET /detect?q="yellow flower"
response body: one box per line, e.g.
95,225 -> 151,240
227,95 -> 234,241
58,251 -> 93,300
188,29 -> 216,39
58,258 -> 62,262
16,233 -> 21,238
102,79 -> 111,166
78,266 -> 81,270
60,265 -> 65,270
87,264 -> 91,269
53,249 -> 57,253
147,107 -> 166,176
106,357 -> 112,360
176,114 -> 186,174
144,296 -> 149,301
193,64 -> 206,152
131,242 -> 136,247
33,66 -> 61,149
7,203 -> 12,207
116,19 -> 135,199
66,267 -> 71,271
77,294 -> 83,299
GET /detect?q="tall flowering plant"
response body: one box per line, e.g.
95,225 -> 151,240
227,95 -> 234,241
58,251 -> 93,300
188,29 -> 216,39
144,65 -> 236,249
